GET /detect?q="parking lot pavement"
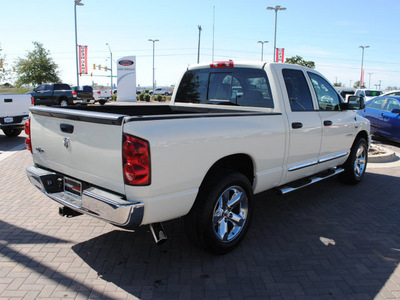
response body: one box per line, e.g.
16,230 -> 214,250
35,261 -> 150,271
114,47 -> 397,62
1,149 -> 400,299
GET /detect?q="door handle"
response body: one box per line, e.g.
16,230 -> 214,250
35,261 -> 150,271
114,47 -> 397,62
324,120 -> 333,126
60,123 -> 74,134
292,122 -> 303,129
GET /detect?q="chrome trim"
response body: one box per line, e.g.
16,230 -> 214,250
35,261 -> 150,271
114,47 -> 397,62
318,151 -> 349,164
288,160 -> 318,172
288,151 -> 349,172
26,165 -> 144,228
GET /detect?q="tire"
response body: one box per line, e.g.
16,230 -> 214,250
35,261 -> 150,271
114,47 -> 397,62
59,98 -> 69,107
2,128 -> 22,137
340,137 -> 368,184
184,170 -> 254,254
98,100 -> 106,105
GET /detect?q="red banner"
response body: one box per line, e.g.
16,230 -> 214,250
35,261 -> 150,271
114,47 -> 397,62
79,45 -> 88,75
276,48 -> 285,63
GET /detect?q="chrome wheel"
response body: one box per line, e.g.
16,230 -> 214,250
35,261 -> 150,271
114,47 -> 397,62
212,185 -> 248,242
354,144 -> 366,178
60,99 -> 68,107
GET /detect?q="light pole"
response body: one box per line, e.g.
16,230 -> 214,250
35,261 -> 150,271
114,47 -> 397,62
197,25 -> 202,63
106,43 -> 113,91
148,39 -> 159,96
368,73 -> 373,89
359,45 -> 369,88
267,5 -> 286,62
74,0 -> 84,88
257,41 -> 268,61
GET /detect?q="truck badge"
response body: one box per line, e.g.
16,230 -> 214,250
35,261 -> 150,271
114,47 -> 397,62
63,137 -> 70,148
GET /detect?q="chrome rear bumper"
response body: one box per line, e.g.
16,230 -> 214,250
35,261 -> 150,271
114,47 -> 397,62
26,165 -> 144,228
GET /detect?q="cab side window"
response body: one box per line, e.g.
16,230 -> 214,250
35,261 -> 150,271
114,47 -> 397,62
383,98 -> 400,112
308,72 -> 341,111
282,69 -> 314,111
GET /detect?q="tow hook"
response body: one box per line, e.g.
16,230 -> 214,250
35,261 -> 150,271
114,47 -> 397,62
59,206 -> 82,218
149,223 -> 167,245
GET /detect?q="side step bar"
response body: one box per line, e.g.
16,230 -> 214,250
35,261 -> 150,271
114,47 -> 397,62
276,168 -> 345,195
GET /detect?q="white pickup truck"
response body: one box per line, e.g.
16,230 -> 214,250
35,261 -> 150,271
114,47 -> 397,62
25,61 -> 369,253
0,94 -> 32,137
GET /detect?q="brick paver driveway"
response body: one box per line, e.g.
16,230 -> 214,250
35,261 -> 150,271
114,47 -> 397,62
1,146 -> 400,299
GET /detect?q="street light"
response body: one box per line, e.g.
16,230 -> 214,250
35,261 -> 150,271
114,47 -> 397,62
148,39 -> 159,97
267,5 -> 286,62
106,43 -> 113,92
74,0 -> 84,88
257,41 -> 268,61
359,45 -> 369,88
197,25 -> 202,64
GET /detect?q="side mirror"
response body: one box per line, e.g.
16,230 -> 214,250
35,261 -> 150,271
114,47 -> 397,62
392,108 -> 400,114
344,95 -> 365,110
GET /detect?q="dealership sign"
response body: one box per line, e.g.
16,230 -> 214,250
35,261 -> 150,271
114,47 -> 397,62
117,56 -> 136,102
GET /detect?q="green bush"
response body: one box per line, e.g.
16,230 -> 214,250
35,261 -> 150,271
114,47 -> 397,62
139,93 -> 145,101
111,94 -> 117,101
155,95 -> 162,102
144,94 -> 151,102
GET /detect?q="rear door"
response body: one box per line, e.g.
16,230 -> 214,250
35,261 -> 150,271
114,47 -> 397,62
30,107 -> 127,194
278,66 -> 322,183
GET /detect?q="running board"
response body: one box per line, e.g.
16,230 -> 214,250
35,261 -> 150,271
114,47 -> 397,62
276,168 -> 345,195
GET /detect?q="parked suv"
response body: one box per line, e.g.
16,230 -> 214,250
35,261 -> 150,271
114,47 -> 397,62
30,83 -> 74,107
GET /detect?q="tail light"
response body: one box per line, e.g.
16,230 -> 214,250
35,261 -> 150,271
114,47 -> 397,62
31,96 -> 34,105
72,91 -> 77,96
122,134 -> 151,185
25,119 -> 32,153
210,61 -> 234,68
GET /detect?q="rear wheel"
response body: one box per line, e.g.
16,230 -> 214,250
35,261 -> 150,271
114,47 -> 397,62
340,137 -> 368,184
2,128 -> 22,137
184,170 -> 253,254
59,98 -> 69,107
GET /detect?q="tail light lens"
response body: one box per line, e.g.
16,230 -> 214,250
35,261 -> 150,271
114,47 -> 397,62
122,134 -> 151,185
25,119 -> 32,153
31,96 -> 34,105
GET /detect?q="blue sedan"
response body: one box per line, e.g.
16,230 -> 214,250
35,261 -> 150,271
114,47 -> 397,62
359,96 -> 400,143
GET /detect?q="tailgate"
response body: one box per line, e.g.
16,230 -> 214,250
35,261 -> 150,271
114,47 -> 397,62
1,95 -> 32,118
30,107 -> 127,194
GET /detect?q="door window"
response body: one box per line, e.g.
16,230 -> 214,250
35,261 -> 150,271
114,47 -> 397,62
383,98 -> 400,112
308,72 -> 341,111
282,69 -> 314,111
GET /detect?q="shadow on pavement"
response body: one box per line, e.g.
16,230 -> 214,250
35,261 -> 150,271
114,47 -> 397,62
0,220 -> 113,299
72,171 -> 400,299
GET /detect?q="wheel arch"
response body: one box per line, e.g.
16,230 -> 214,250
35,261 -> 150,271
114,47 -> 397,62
201,153 -> 255,188
354,130 -> 369,147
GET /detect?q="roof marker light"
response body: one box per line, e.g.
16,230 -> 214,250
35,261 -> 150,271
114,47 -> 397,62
210,61 -> 234,68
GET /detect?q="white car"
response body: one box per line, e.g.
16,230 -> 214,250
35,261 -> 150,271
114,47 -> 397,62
381,90 -> 400,96
150,88 -> 171,95
354,89 -> 382,101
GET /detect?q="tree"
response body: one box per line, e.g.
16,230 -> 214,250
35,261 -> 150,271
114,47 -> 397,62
353,81 -> 365,89
0,44 -> 13,84
285,55 -> 315,69
333,82 -> 342,87
14,41 -> 60,87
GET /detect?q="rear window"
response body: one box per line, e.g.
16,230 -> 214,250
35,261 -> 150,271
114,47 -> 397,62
54,84 -> 71,91
175,68 -> 274,108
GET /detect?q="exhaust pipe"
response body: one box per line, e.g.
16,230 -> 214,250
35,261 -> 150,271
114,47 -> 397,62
149,223 -> 167,245
59,206 -> 82,218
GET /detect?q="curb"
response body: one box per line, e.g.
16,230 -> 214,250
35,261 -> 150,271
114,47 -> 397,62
369,144 -> 399,163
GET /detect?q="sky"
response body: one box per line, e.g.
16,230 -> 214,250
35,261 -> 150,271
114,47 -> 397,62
1,0 -> 400,90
